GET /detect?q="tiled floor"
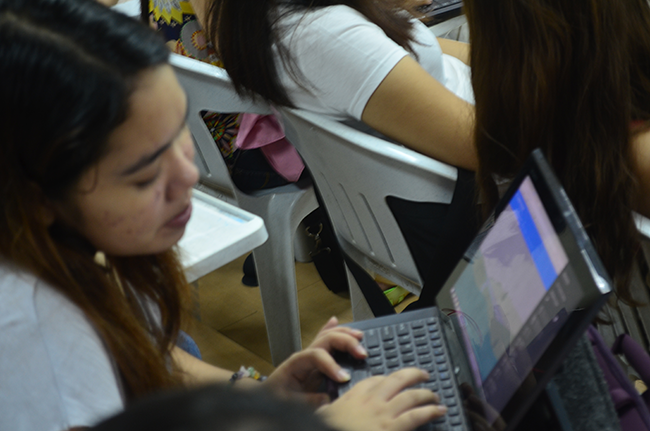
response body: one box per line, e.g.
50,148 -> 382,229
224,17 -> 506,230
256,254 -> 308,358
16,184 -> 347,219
184,254 -> 416,375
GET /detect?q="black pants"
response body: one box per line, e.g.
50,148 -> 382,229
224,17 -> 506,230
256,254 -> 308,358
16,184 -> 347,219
388,168 -> 480,309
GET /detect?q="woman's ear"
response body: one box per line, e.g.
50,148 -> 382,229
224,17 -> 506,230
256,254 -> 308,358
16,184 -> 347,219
28,182 -> 57,226
38,200 -> 57,226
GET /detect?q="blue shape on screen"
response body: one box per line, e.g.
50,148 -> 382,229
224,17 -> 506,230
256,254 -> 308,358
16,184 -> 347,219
510,191 -> 557,290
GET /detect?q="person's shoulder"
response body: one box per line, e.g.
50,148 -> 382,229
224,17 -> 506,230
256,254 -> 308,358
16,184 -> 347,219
311,4 -> 368,18
0,261 -> 124,430
0,259 -> 38,281
289,4 -> 365,18
279,4 -> 394,51
632,123 -> 650,160
0,260 -> 41,306
0,260 -> 84,330
282,4 -> 375,32
630,124 -> 650,216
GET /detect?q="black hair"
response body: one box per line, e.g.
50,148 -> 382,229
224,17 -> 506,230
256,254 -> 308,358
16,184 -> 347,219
91,385 -> 338,431
464,0 -> 650,304
0,0 -> 169,200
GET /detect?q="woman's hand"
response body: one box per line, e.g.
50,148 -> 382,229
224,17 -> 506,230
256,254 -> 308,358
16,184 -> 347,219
318,368 -> 447,431
263,317 -> 366,406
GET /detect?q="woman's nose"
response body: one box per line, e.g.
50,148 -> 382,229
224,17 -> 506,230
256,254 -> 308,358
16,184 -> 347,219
166,138 -> 199,201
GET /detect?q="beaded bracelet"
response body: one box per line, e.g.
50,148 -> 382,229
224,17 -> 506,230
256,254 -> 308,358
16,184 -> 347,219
229,365 -> 267,385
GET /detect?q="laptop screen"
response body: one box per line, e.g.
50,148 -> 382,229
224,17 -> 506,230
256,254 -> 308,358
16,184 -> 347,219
436,150 -> 611,427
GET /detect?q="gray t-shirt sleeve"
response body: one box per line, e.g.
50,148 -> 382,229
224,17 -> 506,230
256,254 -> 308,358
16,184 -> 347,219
0,266 -> 124,431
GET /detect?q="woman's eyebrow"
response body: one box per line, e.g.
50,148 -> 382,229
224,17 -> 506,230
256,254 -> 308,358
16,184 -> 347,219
120,95 -> 190,177
120,141 -> 174,176
120,94 -> 190,176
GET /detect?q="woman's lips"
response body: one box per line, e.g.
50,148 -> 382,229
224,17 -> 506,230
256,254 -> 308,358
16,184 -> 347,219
166,202 -> 192,229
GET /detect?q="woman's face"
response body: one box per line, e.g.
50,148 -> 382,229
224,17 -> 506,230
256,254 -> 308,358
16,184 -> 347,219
56,65 -> 199,256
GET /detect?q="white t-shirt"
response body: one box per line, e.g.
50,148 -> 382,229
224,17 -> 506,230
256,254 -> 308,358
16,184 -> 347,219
0,262 -> 124,430
276,5 -> 473,121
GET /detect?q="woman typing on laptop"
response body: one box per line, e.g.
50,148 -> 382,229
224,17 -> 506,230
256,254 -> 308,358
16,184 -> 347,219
0,1 -> 446,429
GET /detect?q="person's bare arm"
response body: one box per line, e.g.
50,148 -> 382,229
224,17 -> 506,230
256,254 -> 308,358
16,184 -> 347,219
169,318 -> 364,392
631,129 -> 650,217
437,37 -> 470,65
361,56 -> 476,170
189,0 -> 208,28
171,346 -> 263,388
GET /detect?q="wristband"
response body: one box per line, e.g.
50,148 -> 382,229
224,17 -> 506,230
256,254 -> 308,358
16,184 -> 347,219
229,365 -> 267,385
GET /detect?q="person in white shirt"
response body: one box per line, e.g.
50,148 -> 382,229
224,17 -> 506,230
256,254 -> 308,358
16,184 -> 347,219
207,0 -> 476,170
203,0 -> 478,298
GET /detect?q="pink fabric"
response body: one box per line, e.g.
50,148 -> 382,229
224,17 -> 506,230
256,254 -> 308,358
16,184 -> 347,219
236,113 -> 304,182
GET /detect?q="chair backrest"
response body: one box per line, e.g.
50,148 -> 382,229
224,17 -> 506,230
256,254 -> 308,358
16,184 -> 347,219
280,107 -> 458,294
111,0 -> 140,18
169,54 -> 272,204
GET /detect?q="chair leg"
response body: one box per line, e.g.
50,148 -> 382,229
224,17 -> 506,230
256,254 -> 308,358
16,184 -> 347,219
252,225 -> 301,366
347,266 -> 375,322
247,189 -> 318,365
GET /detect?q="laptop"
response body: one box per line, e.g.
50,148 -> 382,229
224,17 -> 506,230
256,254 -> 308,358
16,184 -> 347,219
328,149 -> 612,431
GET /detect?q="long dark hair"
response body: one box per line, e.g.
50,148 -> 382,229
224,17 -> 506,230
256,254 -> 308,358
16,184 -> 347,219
205,0 -> 416,106
0,0 -> 188,400
465,0 -> 650,304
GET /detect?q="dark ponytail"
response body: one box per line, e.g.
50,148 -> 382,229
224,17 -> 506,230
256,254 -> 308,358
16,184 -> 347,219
207,0 -> 293,105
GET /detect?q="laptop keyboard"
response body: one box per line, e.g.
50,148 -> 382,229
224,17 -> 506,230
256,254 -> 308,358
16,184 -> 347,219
332,315 -> 467,431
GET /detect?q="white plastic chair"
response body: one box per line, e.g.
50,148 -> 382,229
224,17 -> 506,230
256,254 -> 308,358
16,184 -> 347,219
111,0 -> 139,18
171,54 -> 318,365
280,107 -> 459,321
